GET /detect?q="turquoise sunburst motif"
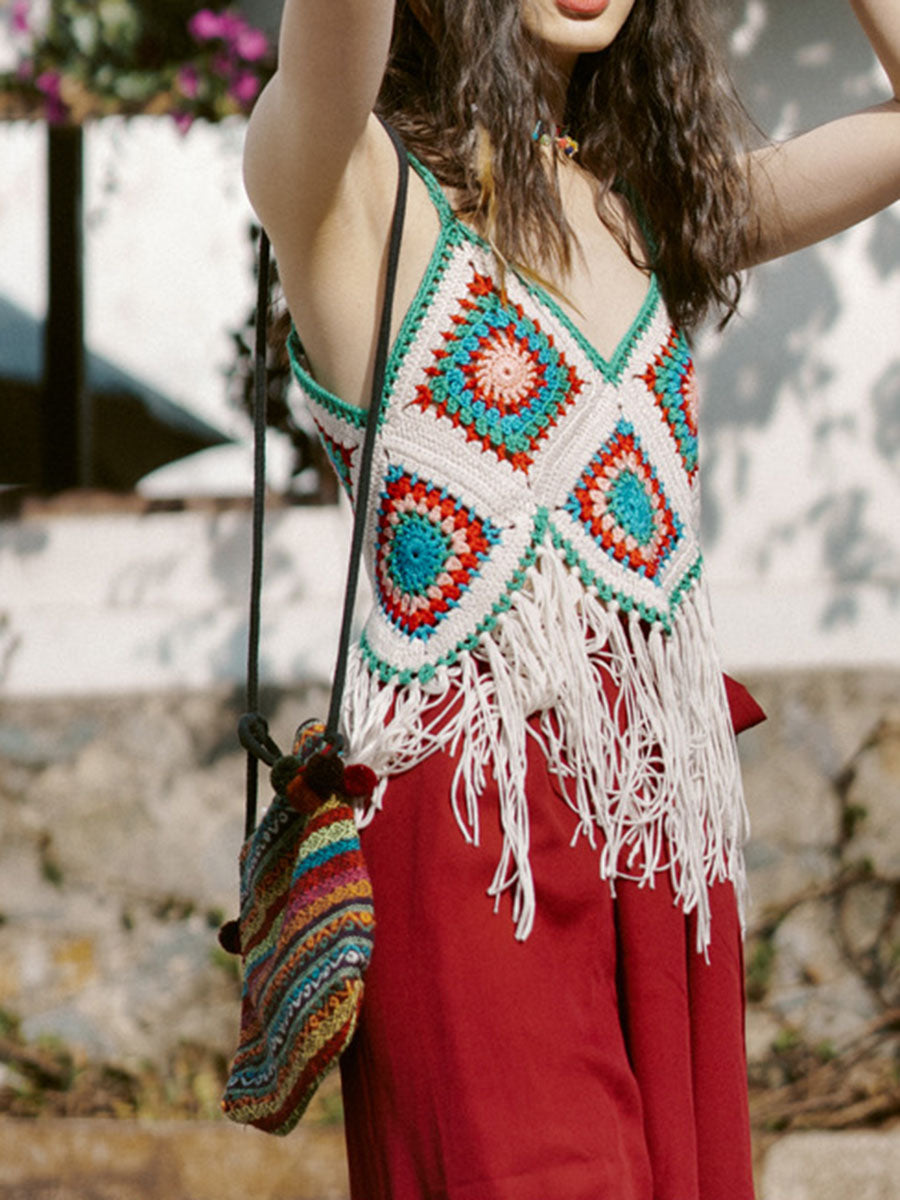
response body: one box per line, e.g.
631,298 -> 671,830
608,469 -> 656,547
386,514 -> 453,595
564,419 -> 684,583
412,269 -> 583,472
375,464 -> 502,640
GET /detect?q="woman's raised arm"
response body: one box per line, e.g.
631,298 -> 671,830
243,0 -> 396,240
746,0 -> 900,266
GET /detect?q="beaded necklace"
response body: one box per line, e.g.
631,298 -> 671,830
532,119 -> 580,158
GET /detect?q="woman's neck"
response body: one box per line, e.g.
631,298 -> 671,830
537,52 -> 577,124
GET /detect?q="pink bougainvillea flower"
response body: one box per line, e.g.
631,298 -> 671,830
228,69 -> 262,106
210,51 -> 233,80
36,71 -> 67,122
172,110 -> 195,135
187,8 -> 226,41
11,0 -> 30,33
176,64 -> 200,99
36,70 -> 62,100
234,26 -> 268,62
217,12 -> 246,42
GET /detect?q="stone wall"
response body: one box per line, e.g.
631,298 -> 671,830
1,669 -> 899,1150
741,671 -> 900,1044
0,683 -> 326,1072
737,671 -> 900,1142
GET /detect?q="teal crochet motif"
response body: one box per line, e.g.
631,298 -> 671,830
387,513 -> 452,594
374,463 -> 502,643
564,418 -> 684,585
412,270 -> 583,472
608,470 -> 656,546
640,327 -> 699,480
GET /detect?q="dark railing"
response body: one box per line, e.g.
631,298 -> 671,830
42,124 -> 87,490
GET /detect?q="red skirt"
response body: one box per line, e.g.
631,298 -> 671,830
340,717 -> 756,1200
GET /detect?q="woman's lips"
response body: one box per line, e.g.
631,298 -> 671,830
556,0 -> 611,16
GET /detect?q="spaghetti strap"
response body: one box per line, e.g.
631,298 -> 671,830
407,152 -> 457,227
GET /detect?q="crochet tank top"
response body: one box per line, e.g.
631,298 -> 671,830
288,156 -> 748,950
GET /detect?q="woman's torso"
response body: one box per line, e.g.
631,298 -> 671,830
281,146 -> 745,951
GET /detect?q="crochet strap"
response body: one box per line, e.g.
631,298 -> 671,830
242,123 -> 409,837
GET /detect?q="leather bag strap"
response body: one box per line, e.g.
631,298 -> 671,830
325,124 -> 409,745
241,123 -> 410,837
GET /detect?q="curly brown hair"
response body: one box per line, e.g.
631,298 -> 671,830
378,0 -> 755,330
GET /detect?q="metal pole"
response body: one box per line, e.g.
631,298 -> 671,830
41,122 -> 88,491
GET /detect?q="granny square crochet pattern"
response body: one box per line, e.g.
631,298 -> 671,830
312,417 -> 356,499
640,327 -> 700,481
412,271 -> 583,473
375,465 -> 502,641
287,154 -> 748,952
564,418 -> 684,584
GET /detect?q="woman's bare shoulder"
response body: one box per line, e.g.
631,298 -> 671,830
265,129 -> 443,411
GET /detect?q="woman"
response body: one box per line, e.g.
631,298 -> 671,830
244,3 -> 900,1197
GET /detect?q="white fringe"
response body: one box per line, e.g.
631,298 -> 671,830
342,542 -> 749,953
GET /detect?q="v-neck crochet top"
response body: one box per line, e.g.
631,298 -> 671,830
288,155 -> 748,950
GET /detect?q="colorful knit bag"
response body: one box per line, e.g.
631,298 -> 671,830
218,122 -> 409,1135
219,720 -> 377,1133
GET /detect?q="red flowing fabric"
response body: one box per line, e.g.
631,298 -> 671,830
339,710 -> 756,1200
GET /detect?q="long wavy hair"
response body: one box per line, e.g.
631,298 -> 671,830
378,0 -> 755,330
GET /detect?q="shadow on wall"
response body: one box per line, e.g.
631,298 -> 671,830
702,1 -> 900,629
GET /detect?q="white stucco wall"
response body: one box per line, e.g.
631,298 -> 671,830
0,505 -> 363,695
700,0 -> 900,669
0,116 -> 254,441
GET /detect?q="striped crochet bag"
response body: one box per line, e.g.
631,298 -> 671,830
219,720 -> 376,1134
218,123 -> 408,1134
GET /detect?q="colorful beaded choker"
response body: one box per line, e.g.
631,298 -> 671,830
532,120 -> 580,158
